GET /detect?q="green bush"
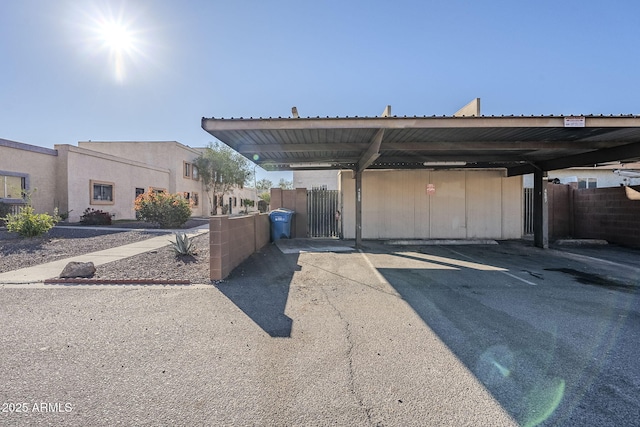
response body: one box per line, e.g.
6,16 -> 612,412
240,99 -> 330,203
134,189 -> 192,228
80,208 -> 112,225
3,206 -> 59,237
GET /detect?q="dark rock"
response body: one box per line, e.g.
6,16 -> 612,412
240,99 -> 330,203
60,261 -> 96,278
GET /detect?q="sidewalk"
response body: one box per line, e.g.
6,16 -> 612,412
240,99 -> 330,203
0,224 -> 209,285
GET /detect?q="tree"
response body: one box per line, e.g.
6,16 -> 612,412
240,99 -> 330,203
256,178 -> 273,192
255,178 -> 273,204
278,178 -> 293,190
193,143 -> 253,215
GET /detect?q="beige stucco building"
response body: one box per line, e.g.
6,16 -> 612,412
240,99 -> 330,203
1,139 -> 254,223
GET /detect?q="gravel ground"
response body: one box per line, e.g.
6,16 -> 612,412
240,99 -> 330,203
0,219 -> 211,283
95,233 -> 210,283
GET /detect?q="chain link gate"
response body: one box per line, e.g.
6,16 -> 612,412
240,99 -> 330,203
307,189 -> 341,238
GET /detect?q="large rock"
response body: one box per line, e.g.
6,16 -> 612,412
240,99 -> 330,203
60,262 -> 96,278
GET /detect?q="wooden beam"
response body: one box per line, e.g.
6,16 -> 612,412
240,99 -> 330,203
357,129 -> 384,173
507,163 -> 537,176
533,168 -> 549,248
203,115 -> 640,132
235,140 -> 615,154
237,143 -> 369,153
355,170 -> 363,248
535,141 -> 640,171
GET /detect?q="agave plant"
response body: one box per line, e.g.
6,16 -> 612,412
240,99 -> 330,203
170,232 -> 196,256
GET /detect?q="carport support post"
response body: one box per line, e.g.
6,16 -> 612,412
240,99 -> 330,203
533,168 -> 549,248
355,170 -> 362,248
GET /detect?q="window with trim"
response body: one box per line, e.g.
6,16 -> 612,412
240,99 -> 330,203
183,162 -> 192,178
192,192 -> 199,207
578,178 -> 597,189
91,180 -> 115,205
0,173 -> 27,199
192,165 -> 199,181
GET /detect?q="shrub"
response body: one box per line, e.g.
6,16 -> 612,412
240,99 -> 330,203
0,202 -> 12,226
134,189 -> 192,228
170,232 -> 196,256
3,205 -> 59,237
80,208 -> 112,225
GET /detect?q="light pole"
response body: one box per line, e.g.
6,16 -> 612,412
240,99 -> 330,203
253,163 -> 258,212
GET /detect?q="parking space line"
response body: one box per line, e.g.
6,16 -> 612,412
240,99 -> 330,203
359,250 -> 392,287
444,247 -> 538,286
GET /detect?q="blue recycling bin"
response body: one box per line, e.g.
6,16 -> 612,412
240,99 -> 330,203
269,209 -> 295,241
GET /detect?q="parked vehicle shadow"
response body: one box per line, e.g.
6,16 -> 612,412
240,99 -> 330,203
216,243 -> 300,338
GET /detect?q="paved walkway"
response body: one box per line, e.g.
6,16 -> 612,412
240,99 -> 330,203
0,224 -> 209,285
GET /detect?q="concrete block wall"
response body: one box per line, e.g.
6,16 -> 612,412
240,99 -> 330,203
269,188 -> 308,238
547,184 -> 573,239
573,186 -> 640,246
209,213 -> 270,281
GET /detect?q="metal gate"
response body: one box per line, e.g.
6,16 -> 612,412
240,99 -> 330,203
524,188 -> 534,235
307,189 -> 340,238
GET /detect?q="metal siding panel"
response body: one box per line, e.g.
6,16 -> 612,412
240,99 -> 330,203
429,171 -> 467,238
466,171 -> 502,238
502,176 -> 524,239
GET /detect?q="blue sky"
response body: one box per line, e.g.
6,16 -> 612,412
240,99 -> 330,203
2,0 -> 639,182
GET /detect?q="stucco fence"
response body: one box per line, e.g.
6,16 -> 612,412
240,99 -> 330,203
209,213 -> 270,281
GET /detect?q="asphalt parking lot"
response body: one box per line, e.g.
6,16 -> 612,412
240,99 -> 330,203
1,240 -> 638,426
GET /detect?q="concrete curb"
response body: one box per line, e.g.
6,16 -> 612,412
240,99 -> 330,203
385,239 -> 499,246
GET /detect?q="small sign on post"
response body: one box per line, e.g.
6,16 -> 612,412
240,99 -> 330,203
564,116 -> 585,127
426,183 -> 436,195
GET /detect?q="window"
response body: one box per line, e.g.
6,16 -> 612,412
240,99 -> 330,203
135,188 -> 145,198
578,178 -> 597,189
91,180 -> 114,205
192,165 -> 199,181
192,192 -> 199,207
233,197 -> 237,207
183,162 -> 191,178
0,173 -> 27,199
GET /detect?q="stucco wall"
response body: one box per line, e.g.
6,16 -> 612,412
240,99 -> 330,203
0,139 -> 58,214
340,170 -> 523,240
57,145 -> 171,222
293,170 -> 340,190
78,141 -> 207,216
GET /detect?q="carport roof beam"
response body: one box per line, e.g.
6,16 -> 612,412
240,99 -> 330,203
201,114 -> 640,173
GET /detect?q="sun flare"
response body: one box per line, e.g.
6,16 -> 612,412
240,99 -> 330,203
74,3 -> 149,84
98,22 -> 134,53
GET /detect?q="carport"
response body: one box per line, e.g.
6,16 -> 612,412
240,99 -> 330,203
201,101 -> 640,248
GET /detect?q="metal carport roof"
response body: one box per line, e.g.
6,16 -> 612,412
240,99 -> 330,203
201,114 -> 640,176
201,107 -> 640,249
